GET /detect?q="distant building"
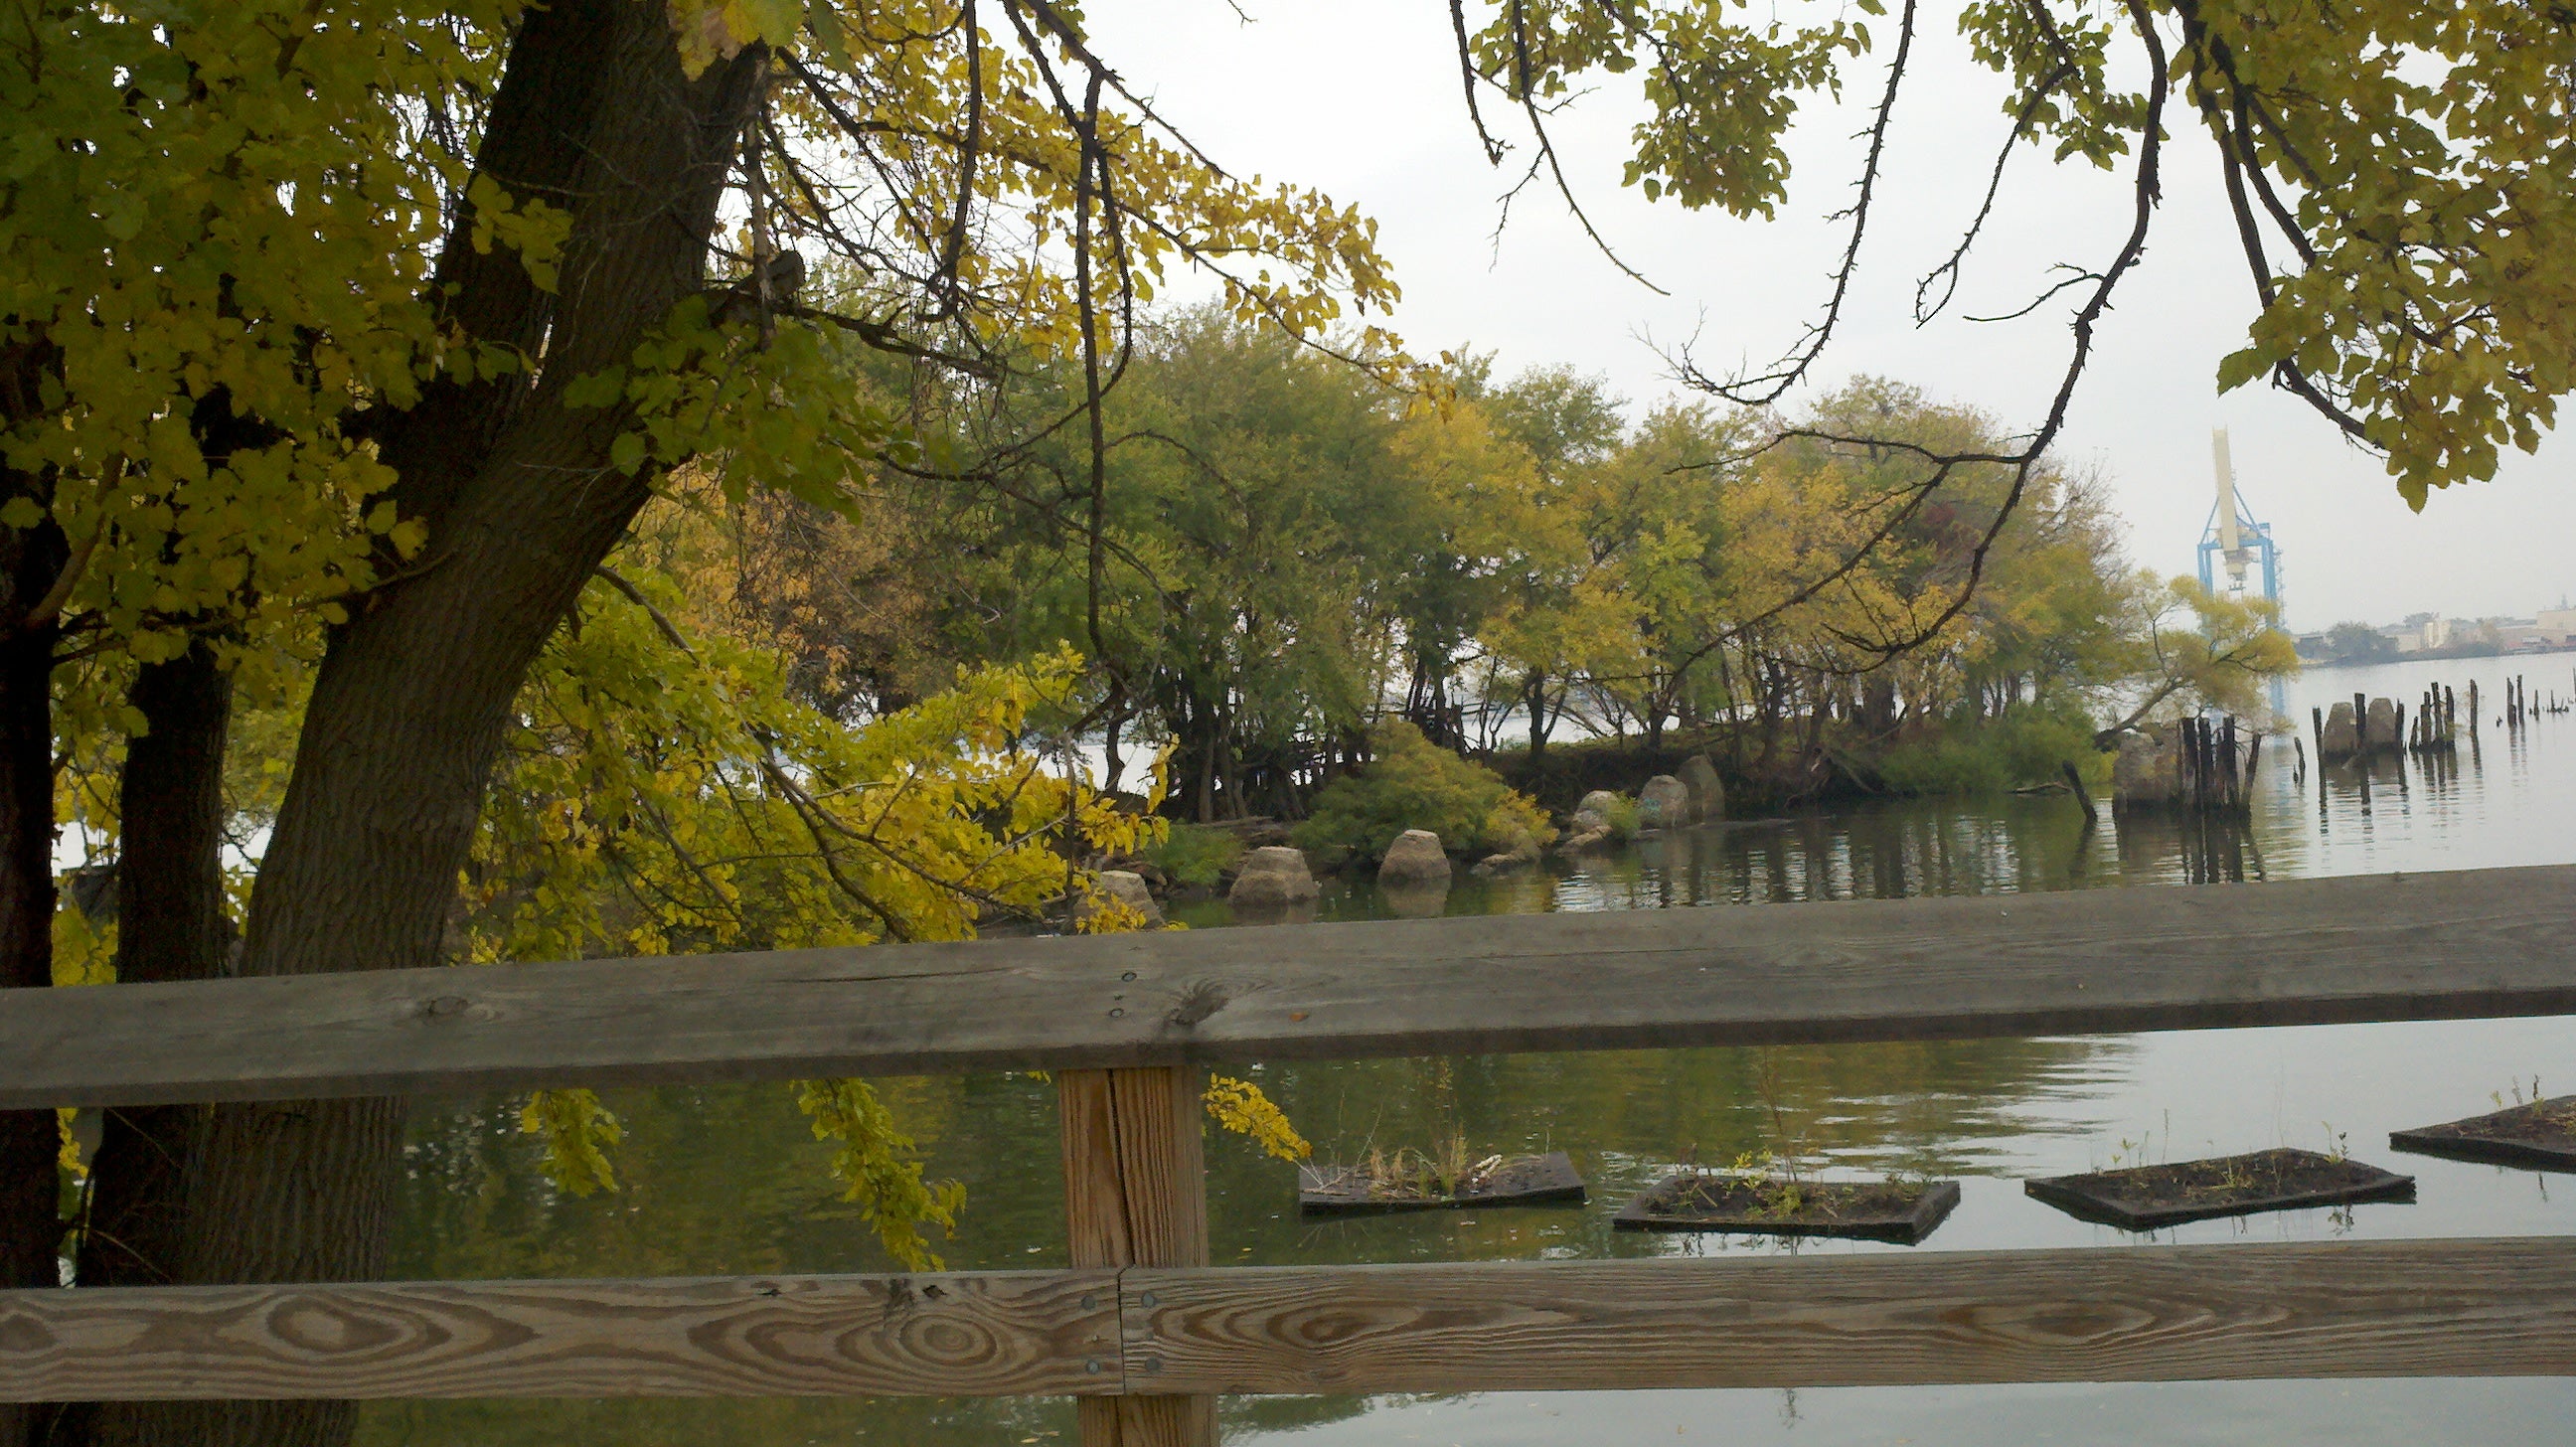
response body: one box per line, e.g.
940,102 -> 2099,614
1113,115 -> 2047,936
2496,618 -> 2552,653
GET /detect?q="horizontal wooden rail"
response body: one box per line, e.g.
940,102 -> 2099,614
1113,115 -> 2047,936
8,864 -> 2576,1109
1127,1237 -> 2576,1392
8,1238 -> 2572,1400
0,1270 -> 1124,1400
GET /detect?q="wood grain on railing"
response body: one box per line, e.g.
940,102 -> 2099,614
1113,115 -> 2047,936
0,1270 -> 1123,1400
1060,1068 -> 1216,1445
12,1238 -> 2571,1402
10,864 -> 2576,1109
1126,1237 -> 2576,1393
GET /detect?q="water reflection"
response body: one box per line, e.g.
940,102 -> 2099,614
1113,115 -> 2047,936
364,656 -> 2576,1447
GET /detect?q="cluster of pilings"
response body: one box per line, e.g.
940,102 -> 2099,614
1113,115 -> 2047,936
2307,671 -> 2576,768
2112,714 -> 2260,815
2180,715 -> 2259,814
2503,674 -> 2571,730
2408,684 -> 2460,753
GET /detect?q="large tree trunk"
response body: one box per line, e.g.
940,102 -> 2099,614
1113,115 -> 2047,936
74,394 -> 265,1298
41,642 -> 234,1447
80,646 -> 236,1276
86,9 -> 765,1445
0,517 -> 64,1447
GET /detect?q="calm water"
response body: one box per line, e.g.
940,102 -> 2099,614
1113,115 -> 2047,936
362,657 -> 2576,1447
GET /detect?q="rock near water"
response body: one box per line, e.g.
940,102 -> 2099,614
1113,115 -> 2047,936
1080,869 -> 1164,927
1229,845 -> 1320,907
1637,774 -> 1690,831
1571,788 -> 1621,834
1678,754 -> 1725,823
1377,829 -> 1453,886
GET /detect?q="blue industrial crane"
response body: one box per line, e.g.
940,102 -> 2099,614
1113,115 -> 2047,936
2197,428 -> 2288,719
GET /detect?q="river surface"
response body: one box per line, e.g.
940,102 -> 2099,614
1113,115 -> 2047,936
361,656 -> 2576,1447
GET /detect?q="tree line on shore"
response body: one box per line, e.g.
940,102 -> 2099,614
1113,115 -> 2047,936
878,309 -> 2298,820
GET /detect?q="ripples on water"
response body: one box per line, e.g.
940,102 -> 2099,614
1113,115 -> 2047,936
366,658 -> 2576,1447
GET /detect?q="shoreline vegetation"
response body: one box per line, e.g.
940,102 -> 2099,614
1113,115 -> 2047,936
1000,319 -> 2298,864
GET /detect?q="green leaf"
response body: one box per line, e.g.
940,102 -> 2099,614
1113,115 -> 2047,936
2213,347 -> 2268,393
561,367 -> 629,410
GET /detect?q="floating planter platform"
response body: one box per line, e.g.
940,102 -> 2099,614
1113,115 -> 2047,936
2390,1095 -> 2576,1172
1297,1150 -> 1585,1216
2024,1148 -> 2413,1230
1613,1173 -> 1962,1243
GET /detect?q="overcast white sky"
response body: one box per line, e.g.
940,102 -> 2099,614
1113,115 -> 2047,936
1085,1 -> 2575,632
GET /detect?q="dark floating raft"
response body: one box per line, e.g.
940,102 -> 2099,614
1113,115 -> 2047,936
2390,1095 -> 2576,1172
1297,1150 -> 1586,1216
2024,1147 -> 2414,1230
1613,1173 -> 1962,1243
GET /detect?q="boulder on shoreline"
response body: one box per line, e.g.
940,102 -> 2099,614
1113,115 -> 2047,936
1572,788 -> 1621,834
1229,846 -> 1320,908
1678,754 -> 1726,823
1638,774 -> 1690,831
1377,829 -> 1453,886
1079,869 -> 1164,927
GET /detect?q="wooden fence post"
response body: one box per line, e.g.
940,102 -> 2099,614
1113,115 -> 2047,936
1059,1066 -> 1213,1447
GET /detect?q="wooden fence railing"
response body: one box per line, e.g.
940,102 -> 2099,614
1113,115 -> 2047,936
6,863 -> 2576,1446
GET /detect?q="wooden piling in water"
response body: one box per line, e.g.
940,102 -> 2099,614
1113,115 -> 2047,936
2219,717 -> 2241,809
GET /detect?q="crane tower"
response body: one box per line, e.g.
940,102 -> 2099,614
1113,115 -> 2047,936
2196,427 -> 2287,719
2197,429 -> 2281,604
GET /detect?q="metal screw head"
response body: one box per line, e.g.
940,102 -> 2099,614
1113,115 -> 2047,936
1144,1357 -> 1164,1373
1085,1360 -> 1104,1375
1139,1291 -> 1158,1308
1108,1007 -> 1125,1018
1080,1294 -> 1097,1310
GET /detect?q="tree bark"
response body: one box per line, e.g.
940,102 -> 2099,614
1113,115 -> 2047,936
82,646 -> 235,1274
0,539 -> 62,1447
1525,669 -> 1551,758
38,641 -> 235,1447
86,10 -> 766,1445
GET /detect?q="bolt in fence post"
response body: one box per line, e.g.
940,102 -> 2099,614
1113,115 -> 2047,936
1059,1066 -> 1213,1447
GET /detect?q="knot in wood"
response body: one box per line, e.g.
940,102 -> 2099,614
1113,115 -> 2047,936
1165,980 -> 1229,1030
417,995 -> 471,1020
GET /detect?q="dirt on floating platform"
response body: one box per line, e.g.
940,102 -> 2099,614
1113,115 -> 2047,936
2390,1095 -> 2576,1173
2024,1147 -> 2414,1230
1613,1173 -> 1962,1243
1297,1150 -> 1586,1216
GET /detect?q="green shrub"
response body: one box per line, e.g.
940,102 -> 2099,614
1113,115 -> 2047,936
1292,720 -> 1558,865
1876,702 -> 2102,796
1140,823 -> 1245,888
1598,793 -> 1642,840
